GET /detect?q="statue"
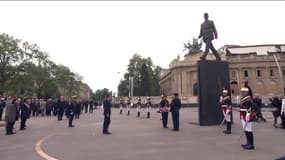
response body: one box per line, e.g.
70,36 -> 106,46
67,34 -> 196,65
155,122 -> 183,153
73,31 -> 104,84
198,13 -> 221,61
183,38 -> 202,55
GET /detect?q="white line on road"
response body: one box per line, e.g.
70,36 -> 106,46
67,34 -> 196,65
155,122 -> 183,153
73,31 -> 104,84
35,134 -> 58,160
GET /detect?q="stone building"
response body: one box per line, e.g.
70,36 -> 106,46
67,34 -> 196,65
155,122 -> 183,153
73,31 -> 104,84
159,44 -> 285,101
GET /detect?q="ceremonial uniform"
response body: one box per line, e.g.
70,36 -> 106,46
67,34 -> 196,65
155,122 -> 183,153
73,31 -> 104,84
239,88 -> 255,150
126,97 -> 131,116
145,97 -> 152,118
220,90 -> 232,134
160,95 -> 170,128
136,97 -> 141,117
119,98 -> 124,114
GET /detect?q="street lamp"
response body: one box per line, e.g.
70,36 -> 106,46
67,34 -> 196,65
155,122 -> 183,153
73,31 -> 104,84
69,72 -> 75,98
18,65 -> 26,98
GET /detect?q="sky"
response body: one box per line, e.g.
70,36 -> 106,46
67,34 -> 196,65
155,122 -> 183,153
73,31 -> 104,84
0,1 -> 285,94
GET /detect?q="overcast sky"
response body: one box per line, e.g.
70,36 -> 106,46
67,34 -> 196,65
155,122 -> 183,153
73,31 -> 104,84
0,1 -> 284,93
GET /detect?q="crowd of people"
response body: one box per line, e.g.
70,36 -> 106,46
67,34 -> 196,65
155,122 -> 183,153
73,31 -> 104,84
0,95 -> 101,135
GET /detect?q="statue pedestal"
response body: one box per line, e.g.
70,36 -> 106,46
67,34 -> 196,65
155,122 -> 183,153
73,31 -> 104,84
197,60 -> 231,126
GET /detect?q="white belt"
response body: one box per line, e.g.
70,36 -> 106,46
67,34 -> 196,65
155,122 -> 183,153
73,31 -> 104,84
240,109 -> 247,112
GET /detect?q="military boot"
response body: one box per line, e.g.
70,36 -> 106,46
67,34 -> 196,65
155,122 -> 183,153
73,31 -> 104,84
147,112 -> 150,118
244,132 -> 255,150
223,122 -> 231,134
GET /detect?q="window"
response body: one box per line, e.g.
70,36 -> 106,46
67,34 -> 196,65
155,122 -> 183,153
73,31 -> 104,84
231,70 -> 236,78
270,69 -> 274,77
244,70 -> 248,77
257,70 -> 261,77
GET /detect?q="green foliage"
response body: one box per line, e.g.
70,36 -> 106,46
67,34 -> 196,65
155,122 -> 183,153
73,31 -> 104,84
91,88 -> 112,101
0,33 -> 85,98
118,53 -> 161,96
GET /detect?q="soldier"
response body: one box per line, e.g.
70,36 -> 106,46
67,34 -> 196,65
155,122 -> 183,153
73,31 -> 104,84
126,97 -> 131,116
170,93 -> 181,131
160,94 -> 170,128
198,13 -> 221,61
67,96 -> 76,127
145,97 -> 152,118
220,89 -> 232,134
136,97 -> 141,117
119,98 -> 124,114
239,87 -> 255,150
103,95 -> 112,134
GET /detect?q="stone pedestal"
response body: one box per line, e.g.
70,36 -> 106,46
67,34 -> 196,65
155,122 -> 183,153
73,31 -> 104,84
197,60 -> 231,126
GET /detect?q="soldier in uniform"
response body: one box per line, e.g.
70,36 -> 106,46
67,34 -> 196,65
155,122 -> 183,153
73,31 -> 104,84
103,95 -> 112,134
170,93 -> 181,131
119,98 -> 124,114
126,97 -> 131,116
220,89 -> 232,134
136,97 -> 141,117
239,87 -> 255,150
198,13 -> 221,61
145,97 -> 152,118
160,94 -> 170,128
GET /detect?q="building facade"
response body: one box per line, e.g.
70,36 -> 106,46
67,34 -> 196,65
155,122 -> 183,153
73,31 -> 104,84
159,44 -> 285,101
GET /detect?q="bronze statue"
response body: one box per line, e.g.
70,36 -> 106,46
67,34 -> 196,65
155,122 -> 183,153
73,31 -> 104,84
198,13 -> 221,61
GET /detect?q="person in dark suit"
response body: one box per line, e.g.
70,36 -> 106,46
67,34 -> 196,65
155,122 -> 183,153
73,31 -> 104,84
67,96 -> 76,127
0,95 -> 6,121
170,93 -> 181,131
103,95 -> 112,134
198,13 -> 221,61
160,94 -> 170,128
56,96 -> 65,121
5,98 -> 19,135
20,98 -> 30,130
75,99 -> 81,119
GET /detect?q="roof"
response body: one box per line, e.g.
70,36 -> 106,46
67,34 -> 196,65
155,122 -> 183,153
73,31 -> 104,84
221,44 -> 285,56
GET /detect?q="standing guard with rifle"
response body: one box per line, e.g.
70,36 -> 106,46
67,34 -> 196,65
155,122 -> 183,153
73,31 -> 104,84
239,87 -> 255,150
220,89 -> 232,134
145,97 -> 152,119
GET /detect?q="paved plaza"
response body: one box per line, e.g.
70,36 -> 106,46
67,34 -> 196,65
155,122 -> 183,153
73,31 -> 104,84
0,108 -> 284,160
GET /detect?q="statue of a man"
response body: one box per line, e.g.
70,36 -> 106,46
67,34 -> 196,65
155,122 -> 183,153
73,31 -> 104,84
198,13 -> 221,61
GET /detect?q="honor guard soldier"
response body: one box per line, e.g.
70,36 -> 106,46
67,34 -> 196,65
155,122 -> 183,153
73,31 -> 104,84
220,89 -> 232,134
160,94 -> 170,128
126,97 -> 131,116
136,97 -> 141,117
145,97 -> 152,118
239,87 -> 255,150
119,98 -> 124,114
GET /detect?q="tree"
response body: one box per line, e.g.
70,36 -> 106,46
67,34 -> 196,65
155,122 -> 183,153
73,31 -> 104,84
118,54 -> 161,96
91,88 -> 112,101
0,33 -> 23,94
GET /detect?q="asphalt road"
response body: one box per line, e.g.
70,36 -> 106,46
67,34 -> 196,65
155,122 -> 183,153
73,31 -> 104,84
0,108 -> 284,160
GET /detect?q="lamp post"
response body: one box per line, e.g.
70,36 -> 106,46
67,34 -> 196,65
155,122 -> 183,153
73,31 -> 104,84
69,72 -> 75,98
18,65 -> 26,98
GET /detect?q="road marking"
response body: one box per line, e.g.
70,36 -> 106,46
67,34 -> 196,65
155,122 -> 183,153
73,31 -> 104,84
35,134 -> 58,160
